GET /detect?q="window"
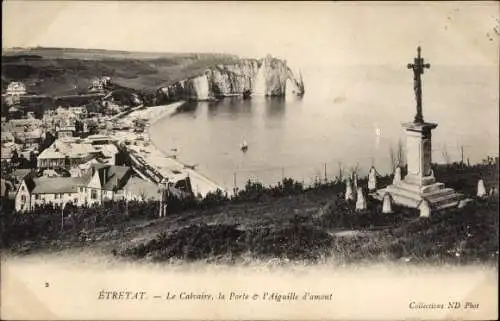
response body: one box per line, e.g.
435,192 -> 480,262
21,195 -> 26,202
91,189 -> 98,200
55,194 -> 59,199
35,194 -> 39,200
80,187 -> 84,193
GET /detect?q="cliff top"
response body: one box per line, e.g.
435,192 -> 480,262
1,47 -> 242,95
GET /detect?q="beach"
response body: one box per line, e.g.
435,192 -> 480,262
112,101 -> 227,197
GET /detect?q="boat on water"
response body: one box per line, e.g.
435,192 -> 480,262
242,89 -> 252,100
240,140 -> 248,152
184,164 -> 198,170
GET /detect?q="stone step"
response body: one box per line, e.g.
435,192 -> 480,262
430,193 -> 463,208
423,188 -> 460,200
387,190 -> 422,208
385,186 -> 424,202
434,200 -> 461,211
396,182 -> 445,195
426,190 -> 461,202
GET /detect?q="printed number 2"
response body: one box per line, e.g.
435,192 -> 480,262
45,282 -> 49,287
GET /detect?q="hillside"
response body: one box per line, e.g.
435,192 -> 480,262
2,162 -> 498,265
1,47 -> 241,96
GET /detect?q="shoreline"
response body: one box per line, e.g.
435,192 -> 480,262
118,101 -> 228,197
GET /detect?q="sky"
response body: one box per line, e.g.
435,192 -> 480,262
2,1 -> 499,68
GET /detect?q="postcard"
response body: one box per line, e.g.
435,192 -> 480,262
1,1 -> 498,320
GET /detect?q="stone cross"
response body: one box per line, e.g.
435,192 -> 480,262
407,46 -> 431,124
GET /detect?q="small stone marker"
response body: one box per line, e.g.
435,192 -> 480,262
418,199 -> 431,218
477,179 -> 487,198
458,198 -> 472,209
368,166 -> 377,191
345,177 -> 354,201
382,193 -> 392,213
355,187 -> 367,211
392,166 -> 402,185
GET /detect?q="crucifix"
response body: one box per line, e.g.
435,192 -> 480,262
407,46 -> 430,124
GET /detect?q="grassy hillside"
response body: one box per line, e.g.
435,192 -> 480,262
2,163 -> 498,265
2,47 -> 240,95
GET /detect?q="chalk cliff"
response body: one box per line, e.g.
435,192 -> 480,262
156,55 -> 305,102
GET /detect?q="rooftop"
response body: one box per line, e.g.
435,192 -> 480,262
37,139 -> 103,160
32,176 -> 91,194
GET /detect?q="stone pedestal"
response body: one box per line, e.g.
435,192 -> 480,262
375,121 -> 463,211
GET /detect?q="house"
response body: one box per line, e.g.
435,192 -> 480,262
84,164 -> 132,202
1,131 -> 15,143
6,82 -> 27,96
14,177 -> 35,212
67,106 -> 88,119
29,176 -> 85,210
8,106 -> 23,119
15,164 -> 134,211
89,77 -> 111,93
1,144 -> 15,163
14,128 -> 42,147
85,134 -> 112,145
56,124 -> 76,138
37,138 -> 104,169
70,158 -> 105,177
121,176 -> 162,201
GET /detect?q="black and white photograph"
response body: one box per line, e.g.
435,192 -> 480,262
1,1 -> 498,320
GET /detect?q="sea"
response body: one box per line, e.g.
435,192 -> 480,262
149,64 -> 499,191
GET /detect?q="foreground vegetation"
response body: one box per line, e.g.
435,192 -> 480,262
1,162 -> 498,266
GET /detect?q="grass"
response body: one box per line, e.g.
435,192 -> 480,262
1,162 -> 498,266
2,47 -> 241,96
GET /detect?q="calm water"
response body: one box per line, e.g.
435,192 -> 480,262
150,65 -> 498,191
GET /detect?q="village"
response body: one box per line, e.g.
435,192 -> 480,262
0,76 -> 212,215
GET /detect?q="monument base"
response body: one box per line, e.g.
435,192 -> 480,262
373,176 -> 464,211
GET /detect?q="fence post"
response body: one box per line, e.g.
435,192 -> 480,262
233,172 -> 238,196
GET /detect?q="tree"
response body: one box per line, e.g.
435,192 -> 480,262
29,151 -> 37,168
87,121 -> 99,135
18,154 -> 30,169
64,156 -> 71,169
74,120 -> 83,133
40,131 -> 56,152
11,149 -> 19,165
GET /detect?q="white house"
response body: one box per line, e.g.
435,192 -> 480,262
14,179 -> 34,212
16,164 -> 133,212
6,82 -> 27,96
36,136 -> 118,170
